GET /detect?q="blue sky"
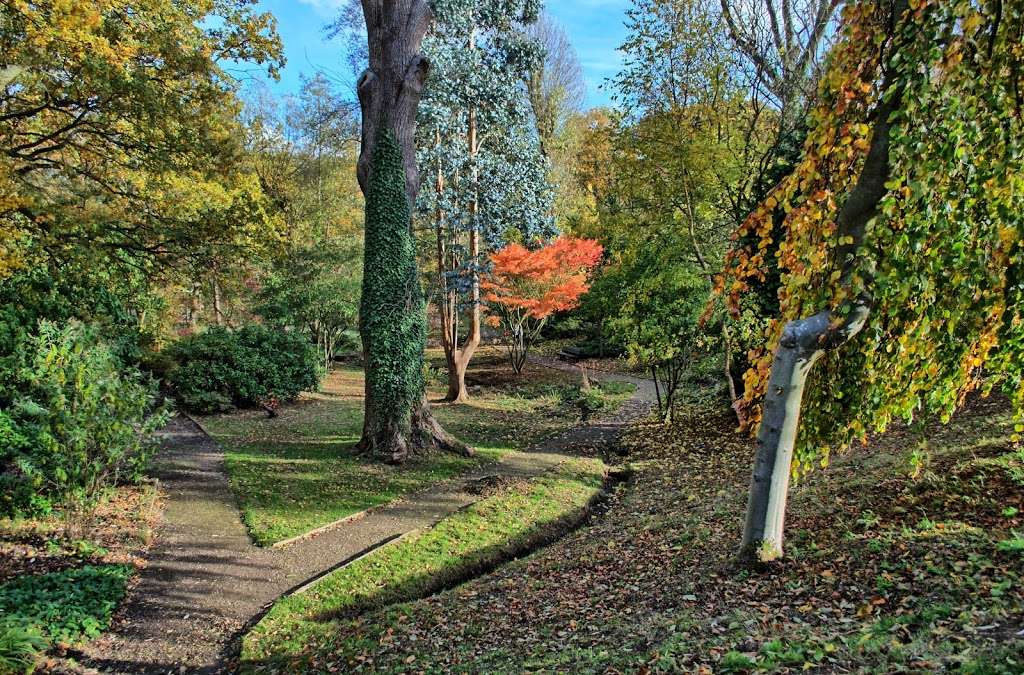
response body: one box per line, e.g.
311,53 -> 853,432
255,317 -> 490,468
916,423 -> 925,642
240,0 -> 632,108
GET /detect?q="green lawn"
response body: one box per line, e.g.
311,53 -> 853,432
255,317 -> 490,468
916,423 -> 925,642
240,457 -> 607,669
201,350 -> 628,546
238,395 -> 1024,673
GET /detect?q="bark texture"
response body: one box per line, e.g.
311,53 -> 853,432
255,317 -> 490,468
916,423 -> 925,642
435,108 -> 481,403
355,0 -> 470,462
738,0 -> 907,562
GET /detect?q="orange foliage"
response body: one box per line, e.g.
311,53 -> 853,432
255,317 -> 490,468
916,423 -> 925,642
482,237 -> 603,322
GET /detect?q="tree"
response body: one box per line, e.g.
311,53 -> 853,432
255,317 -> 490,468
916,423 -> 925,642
606,0 -> 844,417
717,0 -> 1024,561
416,0 -> 554,402
610,233 -> 709,424
230,77 -> 363,366
718,0 -> 839,128
255,244 -> 361,371
525,13 -> 585,158
557,108 -> 616,237
0,0 -> 283,281
355,0 -> 468,462
482,237 -> 602,373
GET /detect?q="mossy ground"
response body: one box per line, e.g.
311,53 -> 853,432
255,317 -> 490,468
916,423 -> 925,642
202,349 -> 626,546
244,393 -> 1024,672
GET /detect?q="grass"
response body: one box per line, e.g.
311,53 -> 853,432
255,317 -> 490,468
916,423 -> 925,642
202,349 -> 628,546
251,393 -> 1024,672
0,564 -> 134,673
240,457 -> 608,669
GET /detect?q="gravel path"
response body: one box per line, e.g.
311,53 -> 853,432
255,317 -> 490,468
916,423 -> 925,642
80,361 -> 656,674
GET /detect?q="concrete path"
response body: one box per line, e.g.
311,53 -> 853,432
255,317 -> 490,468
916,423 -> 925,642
80,361 -> 656,674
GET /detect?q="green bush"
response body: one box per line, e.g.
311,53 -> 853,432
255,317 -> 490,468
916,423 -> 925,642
558,384 -> 610,421
0,321 -> 167,516
0,564 -> 133,662
0,621 -> 46,675
168,325 -> 321,413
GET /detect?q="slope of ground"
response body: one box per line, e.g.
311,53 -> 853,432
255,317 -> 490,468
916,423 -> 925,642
241,457 -> 608,667
267,394 -> 1024,673
202,351 -> 630,545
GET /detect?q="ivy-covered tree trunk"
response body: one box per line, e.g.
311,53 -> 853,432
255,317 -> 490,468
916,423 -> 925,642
738,0 -> 906,561
355,0 -> 470,463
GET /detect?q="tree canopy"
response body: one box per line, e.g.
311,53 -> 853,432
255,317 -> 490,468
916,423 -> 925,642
719,0 -> 1024,467
0,0 -> 284,279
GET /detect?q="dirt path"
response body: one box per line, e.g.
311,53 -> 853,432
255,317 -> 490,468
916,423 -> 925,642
80,362 -> 656,674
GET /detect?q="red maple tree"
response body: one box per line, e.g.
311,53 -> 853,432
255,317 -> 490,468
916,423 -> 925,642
482,236 -> 603,373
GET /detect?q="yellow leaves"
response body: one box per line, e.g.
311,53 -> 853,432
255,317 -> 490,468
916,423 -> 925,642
962,12 -> 984,34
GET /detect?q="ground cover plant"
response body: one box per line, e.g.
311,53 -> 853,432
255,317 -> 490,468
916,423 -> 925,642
0,564 -> 134,673
241,457 -> 607,668
246,394 -> 1024,672
201,350 -> 627,546
0,484 -> 160,672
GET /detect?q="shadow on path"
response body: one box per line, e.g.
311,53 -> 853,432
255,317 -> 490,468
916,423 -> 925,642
80,360 -> 656,674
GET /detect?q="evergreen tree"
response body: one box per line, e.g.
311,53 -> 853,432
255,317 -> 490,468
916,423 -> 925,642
416,0 -> 555,402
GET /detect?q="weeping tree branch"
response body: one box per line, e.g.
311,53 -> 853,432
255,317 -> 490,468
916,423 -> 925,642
738,0 -> 909,562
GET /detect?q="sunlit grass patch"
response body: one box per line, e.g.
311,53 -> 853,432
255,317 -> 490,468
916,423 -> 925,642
203,358 -> 610,545
240,457 -> 607,668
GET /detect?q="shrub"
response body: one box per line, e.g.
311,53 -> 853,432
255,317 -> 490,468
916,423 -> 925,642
558,384 -> 610,421
0,321 -> 167,516
0,564 -> 133,663
168,325 -> 321,414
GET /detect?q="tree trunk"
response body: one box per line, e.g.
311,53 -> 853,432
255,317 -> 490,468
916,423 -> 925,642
355,0 -> 470,463
433,94 -> 482,403
211,260 -> 224,327
738,307 -> 868,561
738,2 -> 905,561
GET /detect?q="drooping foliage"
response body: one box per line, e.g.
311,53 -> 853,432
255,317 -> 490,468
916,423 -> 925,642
483,237 -> 602,372
360,130 -> 428,438
718,0 -> 1024,473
